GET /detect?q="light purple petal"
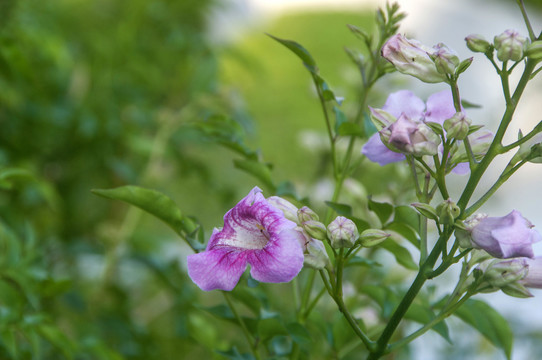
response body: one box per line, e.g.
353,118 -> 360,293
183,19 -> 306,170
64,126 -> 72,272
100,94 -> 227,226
382,90 -> 425,119
362,133 -> 405,166
187,245 -> 249,291
522,257 -> 542,288
452,162 -> 470,175
424,90 -> 457,124
248,228 -> 304,283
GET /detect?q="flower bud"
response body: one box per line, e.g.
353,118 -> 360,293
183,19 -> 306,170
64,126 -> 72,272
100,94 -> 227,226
520,257 -> 542,289
436,198 -> 461,225
359,229 -> 390,247
525,40 -> 542,61
386,114 -> 441,157
267,196 -> 299,223
297,206 -> 319,223
482,258 -> 529,288
443,112 -> 471,140
431,43 -> 460,75
457,210 -> 541,258
511,132 -> 542,164
296,228 -> 331,270
411,202 -> 438,221
369,107 -> 396,131
301,220 -> 327,241
494,29 -> 529,62
381,34 -> 447,83
465,34 -> 491,53
327,216 -> 359,248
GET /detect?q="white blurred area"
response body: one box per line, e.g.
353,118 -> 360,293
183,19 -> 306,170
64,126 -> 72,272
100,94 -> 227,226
211,1 -> 542,357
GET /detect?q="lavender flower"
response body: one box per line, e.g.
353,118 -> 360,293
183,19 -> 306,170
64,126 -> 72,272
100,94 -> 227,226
521,257 -> 542,289
457,210 -> 542,259
187,187 -> 304,291
362,90 -> 455,165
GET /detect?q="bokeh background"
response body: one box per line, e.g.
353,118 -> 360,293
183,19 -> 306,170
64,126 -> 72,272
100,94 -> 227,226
0,0 -> 541,358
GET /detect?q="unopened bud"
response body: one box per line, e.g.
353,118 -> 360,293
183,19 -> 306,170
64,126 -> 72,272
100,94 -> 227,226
465,34 -> 491,53
297,206 -> 319,223
501,282 -> 533,298
436,198 -> 461,225
304,238 -> 331,270
302,220 -> 327,241
267,196 -> 299,223
494,29 -> 529,62
483,258 -> 529,288
431,43 -> 460,75
359,229 -> 390,247
525,40 -> 542,61
327,216 -> 359,248
511,132 -> 542,164
411,203 -> 438,221
444,112 -> 472,140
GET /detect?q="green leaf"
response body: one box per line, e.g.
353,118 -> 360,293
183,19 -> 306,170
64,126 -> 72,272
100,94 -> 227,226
258,317 -> 287,341
37,324 -> 75,360
324,201 -> 352,217
345,255 -> 381,268
267,34 -> 318,74
333,106 -> 347,133
233,159 -> 275,191
91,186 -> 185,236
394,205 -> 420,230
453,299 -> 513,359
379,238 -> 417,270
405,304 -> 451,342
385,222 -> 419,248
361,285 -> 398,318
368,198 -> 394,225
0,167 -> 34,189
286,322 -> 310,344
216,347 -> 255,360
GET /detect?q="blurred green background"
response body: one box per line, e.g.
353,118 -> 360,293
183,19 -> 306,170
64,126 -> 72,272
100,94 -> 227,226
1,0 -> 541,359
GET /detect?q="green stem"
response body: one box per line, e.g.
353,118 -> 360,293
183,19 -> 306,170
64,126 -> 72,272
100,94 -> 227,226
303,287 -> 326,318
457,59 -> 537,211
465,159 -> 527,217
501,120 -> 542,152
223,292 -> 261,360
367,230 -> 453,360
389,292 -> 472,352
517,0 -> 536,41
300,270 -> 316,316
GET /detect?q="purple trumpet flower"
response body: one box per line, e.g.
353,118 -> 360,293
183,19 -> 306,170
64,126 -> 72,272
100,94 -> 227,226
187,187 -> 304,291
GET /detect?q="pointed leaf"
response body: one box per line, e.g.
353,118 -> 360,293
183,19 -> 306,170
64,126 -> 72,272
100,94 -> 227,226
380,238 -> 417,270
368,198 -> 394,225
267,34 -> 318,74
453,299 -> 513,359
91,186 -> 185,236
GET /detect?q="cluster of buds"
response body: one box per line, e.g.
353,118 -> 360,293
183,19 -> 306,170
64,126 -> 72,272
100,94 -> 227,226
466,29 -> 534,62
381,34 -> 472,83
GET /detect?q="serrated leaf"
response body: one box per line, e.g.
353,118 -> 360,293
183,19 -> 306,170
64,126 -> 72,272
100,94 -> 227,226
453,299 -> 513,359
368,198 -> 394,225
380,238 -> 417,270
267,34 -> 317,74
233,159 -> 275,191
91,186 -> 186,236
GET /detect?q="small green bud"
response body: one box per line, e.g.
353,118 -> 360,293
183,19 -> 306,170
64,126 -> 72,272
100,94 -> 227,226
431,43 -> 460,75
501,282 -> 533,298
525,40 -> 542,61
494,29 -> 529,62
411,202 -> 439,221
511,132 -> 542,164
436,198 -> 461,225
359,229 -> 390,247
465,34 -> 491,53
302,220 -> 327,241
444,112 -> 472,140
482,258 -> 529,289
327,216 -> 359,249
455,57 -> 473,76
298,206 -> 319,223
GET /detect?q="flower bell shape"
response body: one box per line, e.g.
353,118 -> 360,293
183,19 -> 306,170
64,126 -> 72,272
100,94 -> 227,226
187,187 -> 304,291
458,210 -> 542,259
465,34 -> 492,53
381,34 -> 447,83
362,90 -> 455,166
521,257 -> 542,289
431,43 -> 460,75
